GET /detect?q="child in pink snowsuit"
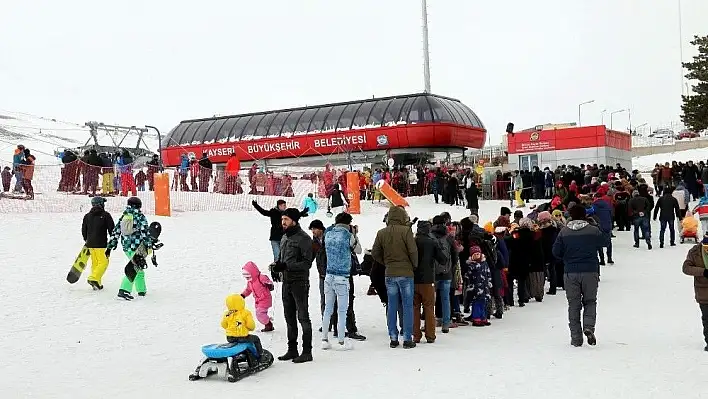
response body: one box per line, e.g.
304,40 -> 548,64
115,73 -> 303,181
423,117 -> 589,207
241,261 -> 275,332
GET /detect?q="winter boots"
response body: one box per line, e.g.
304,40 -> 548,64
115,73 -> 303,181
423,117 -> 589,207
584,328 -> 597,346
117,289 -> 133,300
278,349 -> 312,363
87,280 -> 103,290
261,322 -> 274,332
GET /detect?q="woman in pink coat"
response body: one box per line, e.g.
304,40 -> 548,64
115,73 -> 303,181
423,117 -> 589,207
241,261 -> 275,332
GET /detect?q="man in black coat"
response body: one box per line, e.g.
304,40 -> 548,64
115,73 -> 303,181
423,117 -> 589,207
653,187 -> 681,247
197,153 -> 212,192
413,221 -> 448,343
271,208 -> 314,364
81,197 -> 115,290
629,190 -> 653,249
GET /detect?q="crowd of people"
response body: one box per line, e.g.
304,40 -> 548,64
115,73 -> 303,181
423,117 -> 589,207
2,144 -> 37,199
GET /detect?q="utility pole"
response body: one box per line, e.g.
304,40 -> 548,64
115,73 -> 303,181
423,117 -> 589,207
422,0 -> 431,93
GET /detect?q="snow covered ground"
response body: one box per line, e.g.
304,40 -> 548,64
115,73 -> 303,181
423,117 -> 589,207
1,197 -> 706,399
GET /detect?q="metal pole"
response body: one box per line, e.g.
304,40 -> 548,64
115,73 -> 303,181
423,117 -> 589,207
145,125 -> 163,171
628,109 -> 632,133
679,0 -> 685,96
578,104 -> 581,127
422,0 -> 431,93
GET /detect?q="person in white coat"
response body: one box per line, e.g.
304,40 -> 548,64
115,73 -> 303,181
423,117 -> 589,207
673,182 -> 690,219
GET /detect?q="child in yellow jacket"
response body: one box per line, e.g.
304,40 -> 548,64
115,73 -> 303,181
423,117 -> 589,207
221,294 -> 263,356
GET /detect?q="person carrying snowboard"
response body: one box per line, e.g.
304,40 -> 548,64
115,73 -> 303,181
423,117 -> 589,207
106,197 -> 163,300
81,196 -> 115,290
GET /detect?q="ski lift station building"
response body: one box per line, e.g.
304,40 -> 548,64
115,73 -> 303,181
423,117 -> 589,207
160,93 -> 487,167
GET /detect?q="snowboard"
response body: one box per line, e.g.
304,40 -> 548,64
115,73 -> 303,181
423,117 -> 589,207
67,247 -> 92,284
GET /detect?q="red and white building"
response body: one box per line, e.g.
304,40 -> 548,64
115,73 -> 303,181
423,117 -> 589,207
505,125 -> 632,171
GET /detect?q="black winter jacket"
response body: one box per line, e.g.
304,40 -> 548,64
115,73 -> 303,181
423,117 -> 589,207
253,203 -> 308,242
329,188 -> 347,208
653,194 -> 681,221
629,196 -> 652,217
313,235 -> 327,278
82,206 -> 115,248
198,156 -> 213,170
278,225 -> 314,283
414,222 -> 448,284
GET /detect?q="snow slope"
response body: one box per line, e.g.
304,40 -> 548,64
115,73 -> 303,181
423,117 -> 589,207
0,110 -> 159,165
0,198 -> 706,399
633,147 -> 708,172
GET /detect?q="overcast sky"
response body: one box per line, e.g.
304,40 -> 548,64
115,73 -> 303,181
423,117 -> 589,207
1,0 -> 706,144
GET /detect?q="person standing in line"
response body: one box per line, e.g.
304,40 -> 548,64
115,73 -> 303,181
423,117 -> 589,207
629,190 -> 653,250
681,234 -> 708,351
270,209 -> 314,363
653,187 -> 681,248
552,205 -> 604,347
371,205 -> 418,349
320,212 -> 360,350
413,220 -> 448,343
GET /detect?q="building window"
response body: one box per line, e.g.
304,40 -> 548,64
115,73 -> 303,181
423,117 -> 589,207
519,154 -> 539,172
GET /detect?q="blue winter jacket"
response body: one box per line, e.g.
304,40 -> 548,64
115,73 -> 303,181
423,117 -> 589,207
180,156 -> 189,174
13,151 -> 24,167
591,200 -> 613,233
552,220 -> 603,274
324,224 -> 353,277
302,197 -> 318,214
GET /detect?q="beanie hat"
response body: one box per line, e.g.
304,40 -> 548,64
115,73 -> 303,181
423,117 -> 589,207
335,212 -> 353,225
432,215 -> 446,225
500,206 -> 512,216
519,217 -> 534,229
283,208 -> 301,223
277,199 -> 286,206
91,196 -> 106,207
483,221 -> 494,234
552,209 -> 563,218
469,245 -> 482,256
308,219 -> 325,231
514,210 -> 524,219
538,211 -> 551,222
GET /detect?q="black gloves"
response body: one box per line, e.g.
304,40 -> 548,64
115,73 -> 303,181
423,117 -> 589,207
269,262 -> 286,283
151,254 -> 158,267
703,269 -> 708,278
105,248 -> 112,258
272,262 -> 287,273
153,242 -> 164,251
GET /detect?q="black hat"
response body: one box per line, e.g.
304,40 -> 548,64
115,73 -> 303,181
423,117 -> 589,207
500,206 -> 512,216
127,196 -> 142,209
308,219 -> 325,231
283,208 -> 301,223
432,215 -> 445,225
569,204 -> 587,221
335,212 -> 353,225
514,210 -> 523,219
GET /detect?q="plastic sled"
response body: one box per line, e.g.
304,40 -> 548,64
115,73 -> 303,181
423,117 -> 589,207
681,230 -> 698,244
189,342 -> 273,383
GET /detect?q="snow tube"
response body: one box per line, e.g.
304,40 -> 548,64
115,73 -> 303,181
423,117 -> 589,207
201,343 -> 257,359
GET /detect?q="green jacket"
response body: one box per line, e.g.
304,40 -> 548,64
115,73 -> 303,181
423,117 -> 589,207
371,206 -> 418,277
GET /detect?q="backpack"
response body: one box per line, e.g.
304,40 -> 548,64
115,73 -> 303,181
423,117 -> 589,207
434,236 -> 451,275
120,213 -> 135,237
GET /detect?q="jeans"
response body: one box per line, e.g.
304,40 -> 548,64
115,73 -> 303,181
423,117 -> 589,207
598,232 -> 612,262
270,240 -> 281,262
435,280 -> 452,326
282,280 -> 312,353
385,277 -> 414,342
322,274 -> 349,343
13,170 -> 23,192
659,219 -> 676,244
633,216 -> 651,244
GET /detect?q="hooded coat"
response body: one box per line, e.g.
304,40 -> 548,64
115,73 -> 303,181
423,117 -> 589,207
682,244 -> 708,304
82,205 -> 116,248
221,294 -> 256,337
371,206 -> 418,277
241,261 -> 273,309
552,220 -> 603,274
